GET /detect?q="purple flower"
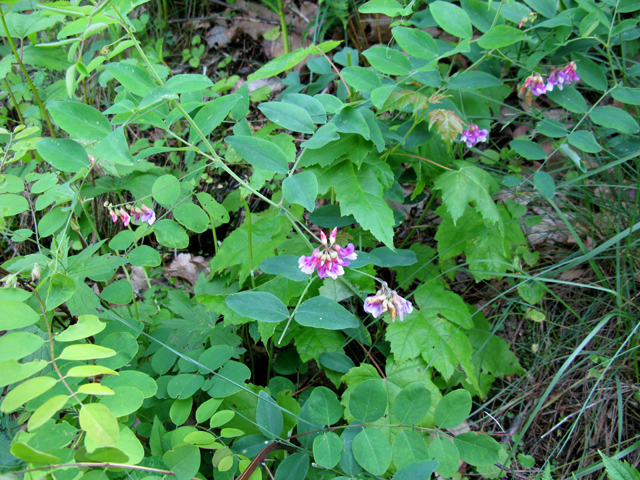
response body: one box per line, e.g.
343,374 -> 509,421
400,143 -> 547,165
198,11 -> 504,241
524,73 -> 551,96
298,227 -> 357,279
560,61 -> 580,84
139,205 -> 156,225
364,283 -> 413,322
460,123 -> 490,148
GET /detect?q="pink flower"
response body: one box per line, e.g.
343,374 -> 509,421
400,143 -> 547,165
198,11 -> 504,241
524,73 -> 551,96
460,123 -> 489,148
119,208 -> 131,227
110,209 -> 118,223
298,227 -> 357,279
364,283 -> 413,322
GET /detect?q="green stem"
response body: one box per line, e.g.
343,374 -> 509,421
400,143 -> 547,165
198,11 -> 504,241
241,198 -> 256,289
399,193 -> 436,249
1,14 -> 55,137
276,0 -> 290,55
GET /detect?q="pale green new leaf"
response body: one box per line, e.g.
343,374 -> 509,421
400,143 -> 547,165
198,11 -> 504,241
433,161 -> 500,225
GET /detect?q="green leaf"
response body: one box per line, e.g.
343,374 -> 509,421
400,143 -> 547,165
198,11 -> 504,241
434,389 -> 472,429
165,74 -> 214,93
0,300 -> 40,330
274,452 -> 309,480
55,314 -> 105,342
392,383 -> 431,424
59,344 -> 116,361
429,434 -> 460,478
109,230 -> 135,250
207,361 -> 251,398
191,94 -> 241,142
259,102 -> 315,134
453,432 -> 501,466
341,66 -> 382,93
101,280 -> 134,305
210,410 -> 236,428
568,130 -> 602,153
105,62 -> 157,97
574,54 -> 607,92
226,135 -> 289,173
295,328 -> 345,363
0,194 -> 28,217
93,127 -> 135,165
427,108 -> 465,145
256,391 -> 284,438
249,46 -> 315,82
40,273 -> 76,311
295,296 -> 359,330
546,85 -> 588,114
386,311 -> 479,391
1,376 -> 57,413
349,378 -> 387,422
430,1 -> 472,40
37,207 -> 67,237
167,375 -> 205,399
174,203 -> 209,233
313,432 -> 343,469
448,71 -> 503,90
0,359 -> 48,388
67,365 -> 118,378
590,106 -> 639,134
139,86 -> 178,108
79,403 -> 119,446
301,123 -> 340,149
101,371 -> 157,398
308,386 -> 343,425
48,101 -> 111,141
392,430 -> 430,469
226,292 -> 289,323
611,87 -> 640,105
352,428 -> 392,475
477,25 -> 525,49
10,442 -> 60,464
0,332 -> 44,362
392,27 -> 438,60
28,394 -> 69,431
36,138 -> 90,172
536,118 -> 568,138
433,161 -> 500,225
534,171 -> 555,199
170,397 -> 193,426
154,219 -> 189,249
600,452 -> 640,480
163,443 -> 201,480
359,0 -> 410,15
152,174 -> 181,208
282,172 -> 318,212
394,460 -> 440,480
196,398 -> 223,423
196,192 -> 229,225
259,255 -> 310,282
510,139 -> 547,160
362,46 -> 411,76
320,160 -> 395,247
128,245 -> 161,267
100,385 -> 145,417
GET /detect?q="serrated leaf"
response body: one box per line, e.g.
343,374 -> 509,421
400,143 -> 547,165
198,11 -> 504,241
433,161 -> 500,225
428,109 -> 465,145
323,160 -> 395,248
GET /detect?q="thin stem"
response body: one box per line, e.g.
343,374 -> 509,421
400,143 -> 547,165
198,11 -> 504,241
1,14 -> 55,137
3,78 -> 24,124
241,197 -> 256,289
276,0 -> 290,55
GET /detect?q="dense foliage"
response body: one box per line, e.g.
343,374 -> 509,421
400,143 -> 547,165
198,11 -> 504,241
1,0 -> 639,478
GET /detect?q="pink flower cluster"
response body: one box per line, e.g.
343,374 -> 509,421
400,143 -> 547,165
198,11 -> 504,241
523,62 -> 580,97
364,283 -> 413,322
460,123 -> 489,148
298,227 -> 357,279
105,202 -> 155,227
